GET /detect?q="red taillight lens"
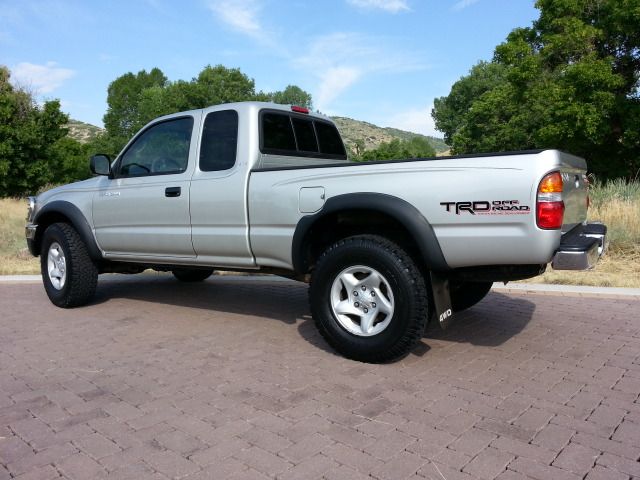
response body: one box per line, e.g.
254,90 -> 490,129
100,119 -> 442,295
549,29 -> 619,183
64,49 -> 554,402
537,201 -> 565,229
537,171 -> 564,229
291,105 -> 309,114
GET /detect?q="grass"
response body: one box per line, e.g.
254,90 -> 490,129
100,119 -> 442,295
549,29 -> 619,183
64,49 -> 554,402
2,179 -> 639,286
0,198 -> 39,274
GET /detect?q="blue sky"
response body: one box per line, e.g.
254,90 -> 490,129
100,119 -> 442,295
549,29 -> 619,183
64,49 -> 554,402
1,0 -> 538,137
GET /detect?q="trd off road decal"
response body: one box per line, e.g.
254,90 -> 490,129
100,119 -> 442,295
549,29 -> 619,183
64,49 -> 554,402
440,200 -> 531,215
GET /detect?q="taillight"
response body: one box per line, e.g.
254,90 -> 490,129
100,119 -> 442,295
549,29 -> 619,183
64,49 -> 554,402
537,171 -> 564,229
291,105 -> 309,114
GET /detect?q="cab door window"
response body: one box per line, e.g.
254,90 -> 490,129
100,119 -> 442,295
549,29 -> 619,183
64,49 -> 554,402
117,117 -> 194,177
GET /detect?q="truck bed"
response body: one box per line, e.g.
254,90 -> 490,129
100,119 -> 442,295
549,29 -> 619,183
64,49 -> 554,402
248,149 -> 589,270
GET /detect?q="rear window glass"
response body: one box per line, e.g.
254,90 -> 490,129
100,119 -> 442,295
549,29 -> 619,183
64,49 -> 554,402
262,113 -> 296,151
260,110 -> 346,159
316,121 -> 346,156
199,110 -> 239,172
292,117 -> 318,152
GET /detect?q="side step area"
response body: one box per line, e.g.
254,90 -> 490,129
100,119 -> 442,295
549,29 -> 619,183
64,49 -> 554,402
552,222 -> 607,270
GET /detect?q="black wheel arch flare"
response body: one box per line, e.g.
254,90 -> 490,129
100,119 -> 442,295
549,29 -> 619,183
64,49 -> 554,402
291,192 -> 450,274
32,201 -> 102,261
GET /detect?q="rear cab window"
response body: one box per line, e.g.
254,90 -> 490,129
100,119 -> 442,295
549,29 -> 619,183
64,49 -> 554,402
199,110 -> 239,172
259,110 -> 347,161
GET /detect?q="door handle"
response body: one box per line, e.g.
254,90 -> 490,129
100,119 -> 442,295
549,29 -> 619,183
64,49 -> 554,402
165,187 -> 181,197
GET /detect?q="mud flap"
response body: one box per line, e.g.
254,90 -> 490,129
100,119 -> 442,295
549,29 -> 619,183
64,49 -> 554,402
430,271 -> 453,329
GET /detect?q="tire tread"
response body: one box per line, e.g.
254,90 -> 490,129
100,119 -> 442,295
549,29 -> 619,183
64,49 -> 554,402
41,223 -> 98,308
310,235 -> 428,363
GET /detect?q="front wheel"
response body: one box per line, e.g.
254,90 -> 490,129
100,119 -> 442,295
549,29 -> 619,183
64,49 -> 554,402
40,223 -> 98,308
309,235 -> 428,363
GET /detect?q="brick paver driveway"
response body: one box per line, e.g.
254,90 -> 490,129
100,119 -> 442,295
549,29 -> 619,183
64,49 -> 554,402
1,276 -> 639,480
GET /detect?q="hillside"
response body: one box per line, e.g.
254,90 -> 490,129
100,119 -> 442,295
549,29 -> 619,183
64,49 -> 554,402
65,116 -> 449,155
331,116 -> 448,155
66,119 -> 103,143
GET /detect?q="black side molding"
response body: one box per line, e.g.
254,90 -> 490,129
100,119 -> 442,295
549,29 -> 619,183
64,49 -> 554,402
33,201 -> 102,261
292,193 -> 450,274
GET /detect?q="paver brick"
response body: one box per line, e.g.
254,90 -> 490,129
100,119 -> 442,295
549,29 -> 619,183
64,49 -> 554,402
462,447 -> 514,480
233,446 -> 292,476
322,464 -> 372,480
7,442 -> 77,476
531,422 -> 575,452
572,431 -> 640,460
278,453 -> 336,480
2,281 -> 640,480
55,452 -> 106,480
489,436 -> 556,464
584,465 -> 629,480
596,452 -> 640,477
552,442 -> 600,476
432,447 -> 472,470
189,438 -> 251,466
12,464 -> 59,480
508,457 -> 583,480
73,432 -> 121,459
611,420 -> 640,446
370,451 -> 426,480
449,427 -> 497,456
144,450 -> 200,479
363,429 -> 416,461
321,443 -> 383,472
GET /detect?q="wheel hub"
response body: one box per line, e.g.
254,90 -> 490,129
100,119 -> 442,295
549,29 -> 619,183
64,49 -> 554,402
47,242 -> 67,290
330,265 -> 395,337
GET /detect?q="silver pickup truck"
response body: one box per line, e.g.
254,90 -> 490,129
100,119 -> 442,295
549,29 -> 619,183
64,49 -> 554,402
26,101 -> 607,362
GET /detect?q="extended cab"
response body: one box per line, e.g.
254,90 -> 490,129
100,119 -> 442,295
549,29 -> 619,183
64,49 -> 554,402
26,102 -> 607,362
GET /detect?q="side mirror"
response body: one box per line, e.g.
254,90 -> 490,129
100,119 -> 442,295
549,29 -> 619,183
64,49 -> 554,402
90,154 -> 111,176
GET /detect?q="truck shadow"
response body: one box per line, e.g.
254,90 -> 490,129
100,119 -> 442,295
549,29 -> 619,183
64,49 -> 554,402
91,275 -> 536,357
422,292 -> 536,348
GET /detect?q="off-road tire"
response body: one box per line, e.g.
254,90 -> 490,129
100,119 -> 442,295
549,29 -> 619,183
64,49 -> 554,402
309,235 -> 428,363
40,223 -> 98,308
172,268 -> 214,282
450,281 -> 493,312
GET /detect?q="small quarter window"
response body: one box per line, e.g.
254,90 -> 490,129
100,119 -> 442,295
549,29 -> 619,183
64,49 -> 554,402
262,113 -> 296,151
200,110 -> 239,172
316,121 -> 346,156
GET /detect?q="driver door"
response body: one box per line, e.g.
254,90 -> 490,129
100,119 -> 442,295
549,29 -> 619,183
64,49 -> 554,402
92,114 -> 200,259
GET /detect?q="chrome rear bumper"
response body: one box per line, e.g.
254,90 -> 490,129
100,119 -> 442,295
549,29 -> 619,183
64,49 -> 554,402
552,223 -> 607,270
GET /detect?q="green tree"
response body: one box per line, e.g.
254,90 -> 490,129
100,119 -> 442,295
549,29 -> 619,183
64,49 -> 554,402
356,137 -> 436,162
270,85 -> 313,108
103,68 -> 167,146
432,0 -> 640,179
101,65 -> 313,155
0,66 -> 77,197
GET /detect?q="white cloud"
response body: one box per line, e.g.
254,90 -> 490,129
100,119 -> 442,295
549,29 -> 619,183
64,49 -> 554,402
206,0 -> 269,42
382,104 -> 439,137
452,0 -> 480,11
316,67 -> 362,112
295,32 -> 426,113
347,0 -> 410,13
10,61 -> 75,94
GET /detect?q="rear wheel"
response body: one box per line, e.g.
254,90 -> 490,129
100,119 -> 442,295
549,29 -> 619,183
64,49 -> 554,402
309,235 -> 428,363
450,281 -> 493,312
40,223 -> 98,308
172,268 -> 214,282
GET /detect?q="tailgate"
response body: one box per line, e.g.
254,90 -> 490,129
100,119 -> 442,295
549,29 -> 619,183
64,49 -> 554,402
556,152 -> 589,233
